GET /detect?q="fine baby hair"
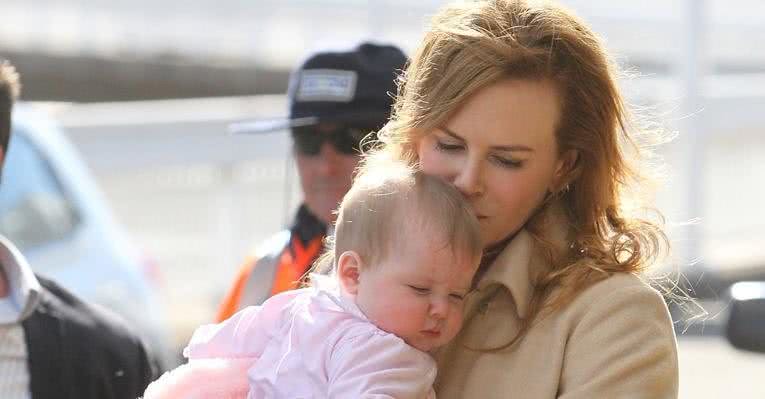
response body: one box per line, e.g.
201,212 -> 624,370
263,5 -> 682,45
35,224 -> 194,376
313,158 -> 483,277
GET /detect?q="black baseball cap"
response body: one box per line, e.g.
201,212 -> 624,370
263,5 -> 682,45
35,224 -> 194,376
229,42 -> 407,134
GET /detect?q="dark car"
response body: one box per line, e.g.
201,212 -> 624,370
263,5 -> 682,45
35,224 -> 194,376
726,280 -> 765,354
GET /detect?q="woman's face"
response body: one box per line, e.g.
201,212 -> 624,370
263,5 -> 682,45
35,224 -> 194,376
417,78 -> 568,247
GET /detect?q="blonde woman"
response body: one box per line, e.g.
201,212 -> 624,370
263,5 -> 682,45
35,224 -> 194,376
363,0 -> 679,397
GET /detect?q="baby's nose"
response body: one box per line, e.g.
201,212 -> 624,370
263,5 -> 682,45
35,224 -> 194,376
429,297 -> 450,319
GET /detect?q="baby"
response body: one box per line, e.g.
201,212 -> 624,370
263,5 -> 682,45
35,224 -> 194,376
143,160 -> 482,399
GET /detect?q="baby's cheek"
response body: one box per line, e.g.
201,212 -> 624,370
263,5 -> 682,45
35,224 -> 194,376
378,301 -> 420,333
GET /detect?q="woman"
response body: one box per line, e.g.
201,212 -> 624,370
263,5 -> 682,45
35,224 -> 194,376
363,0 -> 679,397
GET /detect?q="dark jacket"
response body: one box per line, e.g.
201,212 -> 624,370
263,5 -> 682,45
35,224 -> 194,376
21,275 -> 158,399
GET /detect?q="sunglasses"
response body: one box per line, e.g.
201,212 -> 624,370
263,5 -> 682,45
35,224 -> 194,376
292,125 -> 378,156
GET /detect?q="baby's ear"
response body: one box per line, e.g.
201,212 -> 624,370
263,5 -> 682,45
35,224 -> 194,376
337,250 -> 363,295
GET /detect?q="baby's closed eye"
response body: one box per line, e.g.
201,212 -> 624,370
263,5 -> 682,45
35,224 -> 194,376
408,285 -> 431,295
449,293 -> 465,302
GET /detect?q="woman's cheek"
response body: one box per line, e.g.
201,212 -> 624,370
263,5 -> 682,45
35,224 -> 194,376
421,147 -> 455,177
418,143 -> 436,169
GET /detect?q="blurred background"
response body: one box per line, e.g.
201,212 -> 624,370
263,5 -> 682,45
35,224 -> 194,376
1,0 -> 764,396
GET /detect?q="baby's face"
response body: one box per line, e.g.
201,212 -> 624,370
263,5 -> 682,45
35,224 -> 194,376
354,236 -> 478,352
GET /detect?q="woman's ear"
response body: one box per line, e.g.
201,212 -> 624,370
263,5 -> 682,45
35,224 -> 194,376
551,149 -> 580,193
337,250 -> 363,295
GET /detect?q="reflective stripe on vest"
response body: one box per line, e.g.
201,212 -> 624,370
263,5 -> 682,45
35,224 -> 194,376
238,230 -> 324,309
238,230 -> 291,308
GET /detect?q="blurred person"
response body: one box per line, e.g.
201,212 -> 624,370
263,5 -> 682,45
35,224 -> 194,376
143,161 -> 482,399
360,0 -> 680,397
0,60 -> 157,398
216,42 -> 407,321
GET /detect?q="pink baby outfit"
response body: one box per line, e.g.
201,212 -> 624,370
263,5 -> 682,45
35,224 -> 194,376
145,282 -> 437,399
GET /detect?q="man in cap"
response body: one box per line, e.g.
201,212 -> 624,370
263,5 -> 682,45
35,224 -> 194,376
215,42 -> 407,321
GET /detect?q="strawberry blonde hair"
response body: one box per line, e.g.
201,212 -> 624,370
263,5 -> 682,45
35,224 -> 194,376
363,0 -> 674,349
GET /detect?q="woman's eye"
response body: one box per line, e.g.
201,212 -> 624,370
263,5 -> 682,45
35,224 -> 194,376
409,285 -> 430,295
449,294 -> 465,301
435,140 -> 463,152
492,155 -> 523,168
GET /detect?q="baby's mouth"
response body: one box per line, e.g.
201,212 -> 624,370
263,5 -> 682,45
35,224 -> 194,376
421,329 -> 441,337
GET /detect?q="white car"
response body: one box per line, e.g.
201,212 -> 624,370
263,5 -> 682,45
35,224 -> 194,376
0,105 -> 175,368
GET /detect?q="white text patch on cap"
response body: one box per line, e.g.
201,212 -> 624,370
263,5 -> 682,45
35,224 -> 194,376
296,69 -> 358,102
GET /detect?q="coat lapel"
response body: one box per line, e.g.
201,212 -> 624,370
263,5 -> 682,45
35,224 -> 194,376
22,290 -> 65,399
474,201 -> 570,319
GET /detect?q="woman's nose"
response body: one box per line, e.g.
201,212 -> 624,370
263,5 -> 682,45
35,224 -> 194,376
452,158 -> 484,197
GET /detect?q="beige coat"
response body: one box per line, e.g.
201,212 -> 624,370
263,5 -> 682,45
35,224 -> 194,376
434,209 -> 679,399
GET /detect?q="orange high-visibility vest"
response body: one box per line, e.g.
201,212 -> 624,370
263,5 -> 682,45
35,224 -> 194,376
216,230 -> 324,322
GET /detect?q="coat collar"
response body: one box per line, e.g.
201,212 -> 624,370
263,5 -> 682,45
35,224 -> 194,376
474,202 -> 570,319
0,235 -> 42,324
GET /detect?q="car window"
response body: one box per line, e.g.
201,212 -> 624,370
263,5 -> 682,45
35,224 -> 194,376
0,128 -> 80,251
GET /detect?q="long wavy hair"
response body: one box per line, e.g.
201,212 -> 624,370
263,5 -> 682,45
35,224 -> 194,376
363,0 -> 673,350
